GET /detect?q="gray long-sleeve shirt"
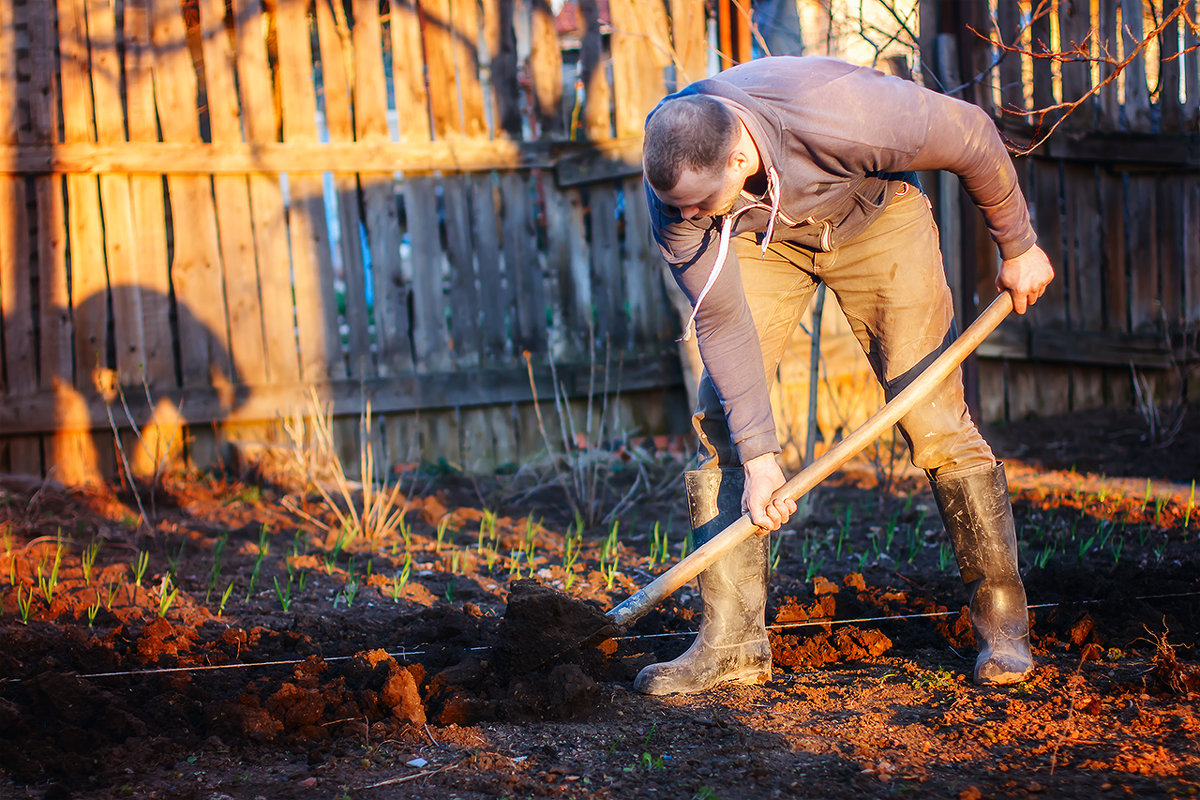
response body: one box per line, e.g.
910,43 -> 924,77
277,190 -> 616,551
646,56 -> 1037,464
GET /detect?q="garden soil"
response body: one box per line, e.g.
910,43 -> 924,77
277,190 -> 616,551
1,403 -> 1198,799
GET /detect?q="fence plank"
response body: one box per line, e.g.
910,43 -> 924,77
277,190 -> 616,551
124,0 -> 174,390
481,0 -> 521,138
1120,0 -> 1152,132
1030,161 -> 1067,327
275,0 -> 343,383
1058,0 -> 1094,131
996,0 -> 1025,113
1126,175 -> 1160,331
608,0 -> 671,138
231,0 -> 302,386
622,175 -> 667,346
1185,0 -> 1200,128
58,0 -> 117,477
87,0 -> 149,391
578,0 -> 612,140
442,179 -> 482,367
1160,0 -> 1183,133
351,0 -> 412,377
57,0 -> 112,401
0,149 -> 39,474
25,1 -> 93,482
1097,0 -> 1122,131
530,0 -> 565,137
1065,164 -> 1103,330
452,0 -> 489,137
501,171 -> 545,354
315,1 -> 371,379
471,174 -> 510,360
589,187 -> 624,347
1100,173 -> 1128,332
1026,6 -> 1071,413
151,0 -> 233,396
406,176 -> 453,372
544,182 -> 591,359
670,0 -> 708,86
200,0 -> 271,388
1158,173 -> 1184,325
421,0 -> 458,137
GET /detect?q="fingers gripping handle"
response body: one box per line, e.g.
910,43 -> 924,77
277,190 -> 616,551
605,293 -> 1014,630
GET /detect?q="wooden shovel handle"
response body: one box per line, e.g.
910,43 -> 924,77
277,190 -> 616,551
606,292 -> 1014,629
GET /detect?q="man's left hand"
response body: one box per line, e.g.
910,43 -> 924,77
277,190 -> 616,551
997,244 -> 1055,314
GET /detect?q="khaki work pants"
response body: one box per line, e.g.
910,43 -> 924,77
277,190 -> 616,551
693,184 -> 996,480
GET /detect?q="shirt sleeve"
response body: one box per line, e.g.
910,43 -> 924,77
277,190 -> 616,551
647,180 -> 781,463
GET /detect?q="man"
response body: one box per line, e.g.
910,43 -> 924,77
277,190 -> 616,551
638,56 -> 1054,695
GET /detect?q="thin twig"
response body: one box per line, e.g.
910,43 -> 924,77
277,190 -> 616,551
360,761 -> 458,790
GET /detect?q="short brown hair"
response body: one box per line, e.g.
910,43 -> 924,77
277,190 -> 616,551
643,95 -> 739,191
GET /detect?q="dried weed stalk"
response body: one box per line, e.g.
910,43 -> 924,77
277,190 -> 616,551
522,346 -> 645,529
281,388 -> 407,545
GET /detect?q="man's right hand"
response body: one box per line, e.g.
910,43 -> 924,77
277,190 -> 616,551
741,453 -> 796,533
997,244 -> 1055,314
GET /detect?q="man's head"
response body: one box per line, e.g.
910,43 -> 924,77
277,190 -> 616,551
643,95 -> 757,220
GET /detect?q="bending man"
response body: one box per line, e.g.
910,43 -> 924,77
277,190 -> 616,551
639,56 -> 1054,694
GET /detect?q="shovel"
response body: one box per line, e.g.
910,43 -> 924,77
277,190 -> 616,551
542,292 -> 1014,658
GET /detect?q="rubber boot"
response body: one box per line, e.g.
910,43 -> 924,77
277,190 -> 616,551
931,463 -> 1034,685
634,468 -> 772,695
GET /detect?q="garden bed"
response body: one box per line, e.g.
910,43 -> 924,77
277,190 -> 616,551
1,404 -> 1198,799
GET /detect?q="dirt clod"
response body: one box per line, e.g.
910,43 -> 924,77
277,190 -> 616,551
494,578 -> 617,674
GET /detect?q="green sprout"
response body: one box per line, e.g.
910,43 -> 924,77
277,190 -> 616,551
679,530 -> 694,559
435,515 -> 451,553
563,528 -> 582,589
273,575 -> 293,612
132,550 -> 150,588
81,540 -> 102,585
937,542 -> 952,571
648,522 -> 668,568
37,545 -> 63,605
87,595 -> 102,627
217,581 -> 234,617
1110,536 -> 1124,564
600,549 -> 620,590
770,533 -> 785,575
15,585 -> 33,624
157,578 -> 179,618
247,547 -> 266,601
389,555 -> 412,603
105,578 -> 121,610
444,576 -> 455,604
324,530 -> 348,574
1184,480 -> 1195,531
803,554 -> 825,583
1077,535 -> 1095,562
396,508 -> 411,553
338,575 -> 360,608
523,517 -> 541,559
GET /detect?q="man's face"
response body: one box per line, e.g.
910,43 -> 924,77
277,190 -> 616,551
653,164 -> 744,221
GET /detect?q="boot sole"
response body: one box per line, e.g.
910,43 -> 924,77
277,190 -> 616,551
976,666 -> 1033,685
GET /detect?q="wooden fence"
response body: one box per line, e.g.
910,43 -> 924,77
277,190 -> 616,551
921,0 -> 1200,424
0,0 -> 1197,484
0,0 -> 714,482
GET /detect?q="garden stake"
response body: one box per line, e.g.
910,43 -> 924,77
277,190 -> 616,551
508,293 -> 1016,671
